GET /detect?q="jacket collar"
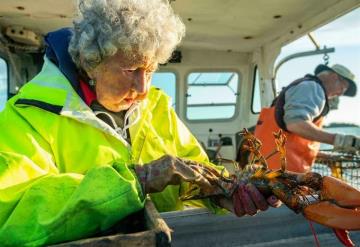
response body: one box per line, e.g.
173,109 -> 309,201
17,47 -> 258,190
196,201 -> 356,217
45,28 -> 85,101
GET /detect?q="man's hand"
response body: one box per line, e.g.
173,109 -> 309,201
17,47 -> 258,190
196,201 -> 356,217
333,134 -> 360,153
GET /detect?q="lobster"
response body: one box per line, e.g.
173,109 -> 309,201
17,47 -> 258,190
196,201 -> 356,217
180,129 -> 360,247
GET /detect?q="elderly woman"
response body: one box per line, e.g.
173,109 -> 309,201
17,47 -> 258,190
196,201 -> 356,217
0,0 -> 278,246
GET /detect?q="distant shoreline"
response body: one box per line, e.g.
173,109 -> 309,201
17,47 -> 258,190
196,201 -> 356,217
324,122 -> 359,128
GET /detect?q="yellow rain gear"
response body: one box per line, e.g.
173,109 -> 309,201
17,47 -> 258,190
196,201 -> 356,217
0,57 -> 220,246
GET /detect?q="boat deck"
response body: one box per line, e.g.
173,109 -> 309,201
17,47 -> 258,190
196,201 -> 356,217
161,205 -> 360,247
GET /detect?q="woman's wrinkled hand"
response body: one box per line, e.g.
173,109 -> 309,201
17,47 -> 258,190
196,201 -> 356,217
216,182 -> 282,217
230,165 -> 282,216
233,182 -> 267,216
267,194 -> 282,208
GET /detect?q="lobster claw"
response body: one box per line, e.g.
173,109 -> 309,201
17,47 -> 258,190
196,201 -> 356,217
302,176 -> 360,230
302,176 -> 360,247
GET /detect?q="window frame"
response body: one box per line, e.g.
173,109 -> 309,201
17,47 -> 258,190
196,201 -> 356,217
0,55 -> 9,111
251,65 -> 261,114
151,69 -> 179,113
184,69 -> 242,122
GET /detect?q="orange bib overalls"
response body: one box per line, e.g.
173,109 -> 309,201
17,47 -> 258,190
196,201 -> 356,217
254,75 -> 329,173
254,106 -> 324,173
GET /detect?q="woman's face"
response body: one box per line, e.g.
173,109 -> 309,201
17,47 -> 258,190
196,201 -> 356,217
90,52 -> 157,112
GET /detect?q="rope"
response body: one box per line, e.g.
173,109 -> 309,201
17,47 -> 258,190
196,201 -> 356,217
308,220 -> 321,247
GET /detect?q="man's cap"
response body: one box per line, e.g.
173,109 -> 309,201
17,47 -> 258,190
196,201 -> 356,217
314,64 -> 357,96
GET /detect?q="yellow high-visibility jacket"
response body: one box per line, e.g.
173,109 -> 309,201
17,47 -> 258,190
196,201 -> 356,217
0,57 -> 221,246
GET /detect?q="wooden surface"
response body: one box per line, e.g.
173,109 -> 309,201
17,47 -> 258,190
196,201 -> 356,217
51,199 -> 171,247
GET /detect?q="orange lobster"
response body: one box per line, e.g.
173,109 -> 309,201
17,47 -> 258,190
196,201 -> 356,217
181,129 -> 360,247
238,129 -> 360,247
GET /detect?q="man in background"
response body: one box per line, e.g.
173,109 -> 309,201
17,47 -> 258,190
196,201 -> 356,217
254,64 -> 359,172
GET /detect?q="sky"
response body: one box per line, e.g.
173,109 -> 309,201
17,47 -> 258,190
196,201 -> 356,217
275,7 -> 360,126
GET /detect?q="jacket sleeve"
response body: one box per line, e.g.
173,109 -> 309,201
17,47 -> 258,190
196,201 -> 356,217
0,151 -> 144,246
0,108 -> 144,246
283,80 -> 326,124
141,90 -> 228,213
168,107 -> 227,214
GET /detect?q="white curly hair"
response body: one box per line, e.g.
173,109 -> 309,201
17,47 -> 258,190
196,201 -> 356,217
68,0 -> 185,72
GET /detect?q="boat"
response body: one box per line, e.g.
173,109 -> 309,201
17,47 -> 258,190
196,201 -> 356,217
0,0 -> 359,246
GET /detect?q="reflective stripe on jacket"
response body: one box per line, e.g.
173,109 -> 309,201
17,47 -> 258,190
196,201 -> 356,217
0,57 -> 220,246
